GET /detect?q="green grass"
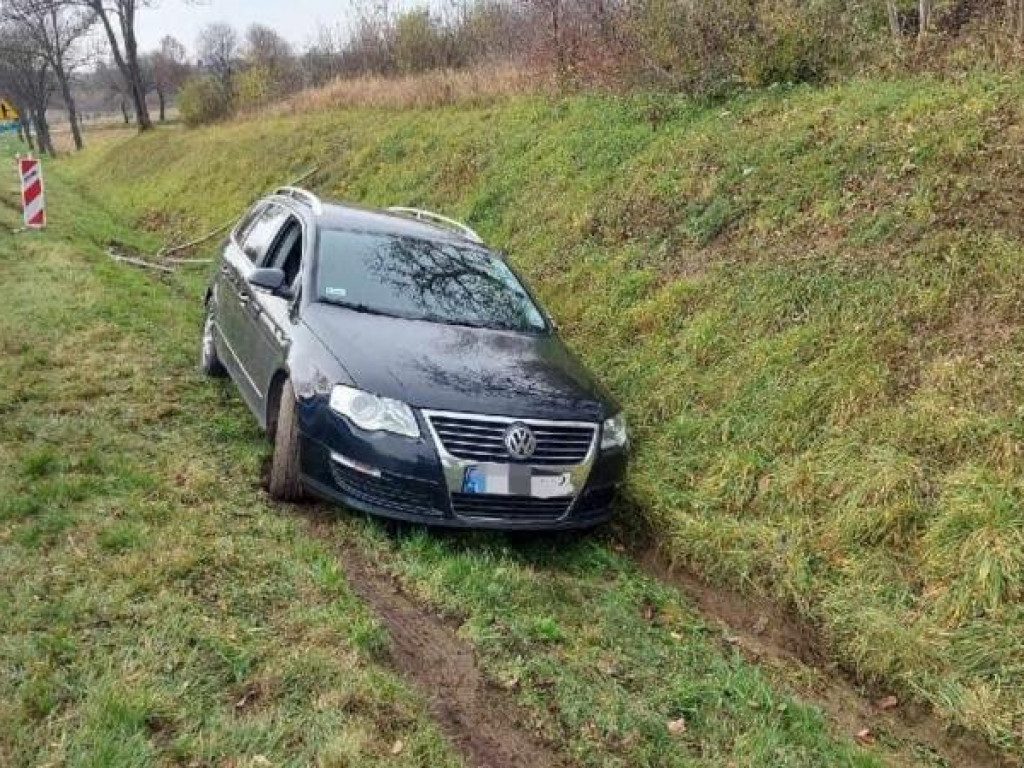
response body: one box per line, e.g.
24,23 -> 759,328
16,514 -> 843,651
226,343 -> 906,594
6,69 -> 1024,763
0,151 -> 462,768
0,137 -> 896,768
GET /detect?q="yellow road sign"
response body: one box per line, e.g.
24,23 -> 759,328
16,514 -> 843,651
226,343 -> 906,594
0,100 -> 20,121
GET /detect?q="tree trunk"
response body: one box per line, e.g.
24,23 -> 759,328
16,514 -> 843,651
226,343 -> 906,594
19,116 -> 34,151
918,0 -> 932,38
551,1 -> 566,78
95,5 -> 152,132
121,15 -> 152,131
886,0 -> 902,40
32,108 -> 54,157
55,63 -> 83,151
158,88 -> 165,122
121,98 -> 130,125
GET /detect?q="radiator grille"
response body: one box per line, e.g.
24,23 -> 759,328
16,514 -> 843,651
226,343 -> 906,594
450,492 -> 573,520
428,414 -> 596,466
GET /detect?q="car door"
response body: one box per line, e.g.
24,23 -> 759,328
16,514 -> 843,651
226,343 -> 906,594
213,202 -> 264,397
221,202 -> 290,415
239,215 -> 305,416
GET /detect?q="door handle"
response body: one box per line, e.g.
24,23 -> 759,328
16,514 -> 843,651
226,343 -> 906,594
260,313 -> 285,344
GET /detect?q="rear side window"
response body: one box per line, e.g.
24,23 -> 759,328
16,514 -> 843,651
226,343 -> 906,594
242,204 -> 290,264
234,203 -> 265,245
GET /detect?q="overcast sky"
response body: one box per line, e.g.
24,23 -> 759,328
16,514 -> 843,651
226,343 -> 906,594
134,0 -> 360,54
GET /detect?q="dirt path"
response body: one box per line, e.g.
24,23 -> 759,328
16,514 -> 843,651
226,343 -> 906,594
308,517 -> 566,768
636,547 -> 1014,768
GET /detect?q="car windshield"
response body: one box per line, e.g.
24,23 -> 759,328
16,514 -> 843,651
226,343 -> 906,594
316,230 -> 548,333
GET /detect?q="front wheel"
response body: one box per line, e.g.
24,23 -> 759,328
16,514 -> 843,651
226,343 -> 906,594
200,304 -> 227,378
267,380 -> 305,502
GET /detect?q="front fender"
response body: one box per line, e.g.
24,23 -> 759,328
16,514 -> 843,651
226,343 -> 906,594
285,321 -> 355,402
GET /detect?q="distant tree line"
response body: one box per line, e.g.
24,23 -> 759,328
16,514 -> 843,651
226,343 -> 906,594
179,0 -> 1024,126
322,0 -> 1024,92
3,0 -> 1024,144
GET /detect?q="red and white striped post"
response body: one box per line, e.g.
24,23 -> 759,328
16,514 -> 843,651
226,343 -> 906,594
18,155 -> 46,229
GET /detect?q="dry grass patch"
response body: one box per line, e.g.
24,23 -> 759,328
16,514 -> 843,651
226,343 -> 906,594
277,64 -> 550,113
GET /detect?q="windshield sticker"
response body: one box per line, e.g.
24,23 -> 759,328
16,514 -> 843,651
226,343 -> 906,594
325,287 -> 347,299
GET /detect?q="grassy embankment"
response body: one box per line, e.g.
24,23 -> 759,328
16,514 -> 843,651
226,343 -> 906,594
5,71 -> 1024,764
0,144 -> 891,765
61,75 -> 1024,757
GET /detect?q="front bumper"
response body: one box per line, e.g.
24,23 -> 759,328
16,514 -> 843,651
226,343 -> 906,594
296,397 -> 627,531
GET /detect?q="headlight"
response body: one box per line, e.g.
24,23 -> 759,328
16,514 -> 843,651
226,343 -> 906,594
601,412 -> 628,450
329,385 -> 420,438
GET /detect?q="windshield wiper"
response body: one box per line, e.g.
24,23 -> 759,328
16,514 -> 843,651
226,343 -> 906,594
420,313 -> 489,330
320,298 -> 394,318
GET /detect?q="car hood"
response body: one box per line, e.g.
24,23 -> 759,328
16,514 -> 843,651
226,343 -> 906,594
304,303 -> 613,421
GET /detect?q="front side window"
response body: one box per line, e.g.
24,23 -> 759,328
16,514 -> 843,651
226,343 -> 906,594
267,219 -> 303,289
316,230 -> 547,333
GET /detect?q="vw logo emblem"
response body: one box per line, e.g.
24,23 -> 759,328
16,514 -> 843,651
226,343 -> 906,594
503,423 -> 537,459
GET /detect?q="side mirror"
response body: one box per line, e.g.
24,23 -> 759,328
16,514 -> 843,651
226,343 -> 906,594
249,267 -> 286,293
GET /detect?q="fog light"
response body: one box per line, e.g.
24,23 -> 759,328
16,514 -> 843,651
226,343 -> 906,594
330,451 -> 381,478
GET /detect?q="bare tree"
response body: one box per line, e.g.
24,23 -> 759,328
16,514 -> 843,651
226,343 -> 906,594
73,0 -> 153,131
243,23 -> 297,93
151,34 -> 187,121
533,0 -> 568,77
197,22 -> 238,90
0,23 -> 56,154
302,23 -> 344,87
93,56 -> 132,123
244,24 -> 291,69
2,0 -> 95,150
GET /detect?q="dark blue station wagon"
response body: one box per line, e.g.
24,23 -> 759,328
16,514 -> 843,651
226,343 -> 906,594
201,188 -> 628,530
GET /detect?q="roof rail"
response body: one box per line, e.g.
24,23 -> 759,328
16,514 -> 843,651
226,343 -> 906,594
275,186 -> 323,215
386,207 -> 483,245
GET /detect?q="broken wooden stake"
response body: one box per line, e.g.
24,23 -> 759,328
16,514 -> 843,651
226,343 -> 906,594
157,220 -> 233,259
111,165 -> 323,275
165,257 -> 214,265
108,250 -> 175,274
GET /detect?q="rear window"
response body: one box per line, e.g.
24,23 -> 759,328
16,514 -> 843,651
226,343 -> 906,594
316,230 -> 547,333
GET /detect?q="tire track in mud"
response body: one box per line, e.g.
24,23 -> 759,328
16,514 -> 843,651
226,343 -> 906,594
306,501 -> 1011,768
307,518 -> 565,768
635,546 -> 1015,768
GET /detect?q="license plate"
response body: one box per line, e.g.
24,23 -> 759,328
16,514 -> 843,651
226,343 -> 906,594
462,466 -> 573,498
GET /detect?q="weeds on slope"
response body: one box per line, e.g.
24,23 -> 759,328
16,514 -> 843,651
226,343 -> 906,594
56,75 -> 1024,761
54,77 -> 1024,760
0,137 -> 909,768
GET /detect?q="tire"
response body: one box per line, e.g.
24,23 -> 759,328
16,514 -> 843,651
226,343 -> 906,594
267,379 -> 304,502
200,304 -> 227,378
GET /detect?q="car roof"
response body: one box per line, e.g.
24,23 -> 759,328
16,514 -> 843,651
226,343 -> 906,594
272,194 -> 484,248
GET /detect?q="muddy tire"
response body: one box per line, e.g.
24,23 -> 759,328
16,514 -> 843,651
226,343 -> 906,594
268,379 -> 304,502
200,304 -> 227,378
